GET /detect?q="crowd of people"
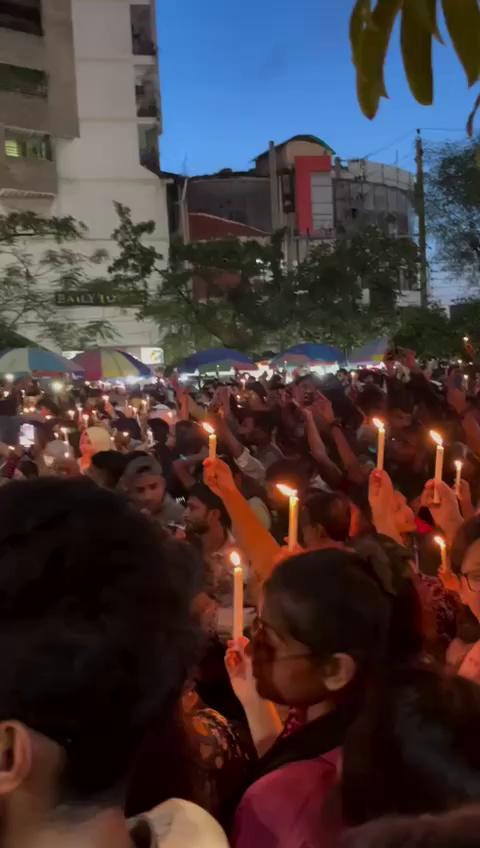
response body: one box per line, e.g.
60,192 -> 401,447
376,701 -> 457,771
3,350 -> 480,847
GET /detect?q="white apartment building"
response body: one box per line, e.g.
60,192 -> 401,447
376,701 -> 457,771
0,0 -> 167,355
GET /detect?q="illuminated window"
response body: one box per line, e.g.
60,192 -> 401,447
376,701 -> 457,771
4,130 -> 52,160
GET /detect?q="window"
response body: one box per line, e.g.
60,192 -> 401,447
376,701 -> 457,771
5,130 -> 52,161
135,65 -> 158,117
0,63 -> 47,97
0,0 -> 42,36
138,125 -> 159,173
130,5 -> 155,55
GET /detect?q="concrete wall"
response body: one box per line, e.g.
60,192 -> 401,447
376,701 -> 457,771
0,0 -> 169,351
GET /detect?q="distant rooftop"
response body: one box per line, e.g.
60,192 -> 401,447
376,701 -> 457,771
255,134 -> 336,160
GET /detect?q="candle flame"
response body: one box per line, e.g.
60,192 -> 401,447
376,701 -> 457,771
277,483 -> 298,498
434,535 -> 446,551
202,423 -> 215,436
454,460 -> 463,472
122,432 -> 129,438
230,551 -> 241,567
430,430 -> 443,447
372,418 -> 385,432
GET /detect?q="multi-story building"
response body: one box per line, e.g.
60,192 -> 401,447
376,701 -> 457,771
0,0 -> 168,355
174,135 -> 420,306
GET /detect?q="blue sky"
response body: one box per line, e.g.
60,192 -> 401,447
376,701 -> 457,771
157,0 -> 475,177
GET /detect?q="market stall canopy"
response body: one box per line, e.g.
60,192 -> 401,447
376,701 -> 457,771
271,343 -> 345,370
178,348 -> 255,374
349,338 -> 389,366
0,347 -> 83,377
73,348 -> 152,381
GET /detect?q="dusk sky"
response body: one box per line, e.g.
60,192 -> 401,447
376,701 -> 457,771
157,0 -> 474,177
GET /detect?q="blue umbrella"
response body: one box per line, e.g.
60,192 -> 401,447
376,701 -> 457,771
179,348 -> 255,373
349,338 -> 389,366
0,347 -> 83,376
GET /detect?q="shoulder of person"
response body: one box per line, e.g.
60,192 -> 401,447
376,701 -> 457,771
458,640 -> 480,684
137,798 -> 229,847
236,751 -> 340,822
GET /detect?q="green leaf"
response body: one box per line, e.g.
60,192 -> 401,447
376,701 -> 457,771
442,0 -> 480,86
350,0 -> 371,66
355,0 -> 403,118
401,0 -> 434,104
407,0 -> 443,41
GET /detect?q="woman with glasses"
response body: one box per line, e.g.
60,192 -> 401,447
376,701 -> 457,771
225,548 -> 401,848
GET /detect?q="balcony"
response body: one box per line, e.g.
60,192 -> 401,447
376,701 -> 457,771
0,156 -> 57,197
130,4 -> 155,56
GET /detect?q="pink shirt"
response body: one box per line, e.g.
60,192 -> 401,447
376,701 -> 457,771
232,748 -> 341,848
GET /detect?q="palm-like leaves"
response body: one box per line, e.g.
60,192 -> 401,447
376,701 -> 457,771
351,0 -> 480,119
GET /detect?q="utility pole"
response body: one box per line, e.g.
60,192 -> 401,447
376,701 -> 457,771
268,141 -> 279,232
415,129 -> 428,308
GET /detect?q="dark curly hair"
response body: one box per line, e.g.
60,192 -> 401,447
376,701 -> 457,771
0,478 -> 198,807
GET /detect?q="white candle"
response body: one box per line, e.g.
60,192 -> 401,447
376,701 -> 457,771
61,427 -> 68,442
372,418 -> 386,471
430,431 -> 444,505
67,410 -> 75,420
202,423 -> 217,460
464,374 -> 469,391
230,551 -> 244,640
434,535 -> 448,571
454,460 -> 463,497
82,414 -> 89,428
277,484 -> 299,551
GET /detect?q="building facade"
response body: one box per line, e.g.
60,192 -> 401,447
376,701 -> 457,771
179,135 -> 420,307
0,0 -> 168,352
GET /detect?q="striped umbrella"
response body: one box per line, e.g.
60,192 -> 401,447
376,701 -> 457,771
0,347 -> 83,377
73,348 -> 152,381
349,338 -> 389,366
179,348 -> 255,374
271,343 -> 345,370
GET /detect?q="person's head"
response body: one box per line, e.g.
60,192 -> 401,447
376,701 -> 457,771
387,401 -> 413,434
185,482 -> 231,538
451,517 -> 480,621
245,381 -> 268,410
343,807 -> 480,848
237,410 -> 275,448
342,666 -> 480,826
148,417 -> 170,446
0,479 -> 194,828
265,460 -> 310,510
388,422 -> 427,467
79,426 -> 112,458
251,549 -> 390,708
357,385 -> 386,419
122,455 -> 166,515
89,450 -> 129,489
301,491 -> 352,548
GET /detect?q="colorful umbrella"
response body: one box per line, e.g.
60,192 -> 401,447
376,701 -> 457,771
73,348 -> 152,381
271,343 -> 345,370
349,338 -> 389,366
179,348 -> 255,374
0,347 -> 83,377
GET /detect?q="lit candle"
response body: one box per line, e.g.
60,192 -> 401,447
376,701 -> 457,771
230,551 -> 244,640
454,460 -> 463,497
67,409 -> 75,420
430,431 -> 444,504
202,423 -> 217,460
82,414 -> 89,428
464,374 -> 469,391
277,484 -> 299,552
372,418 -> 386,471
434,535 -> 448,571
61,427 -> 68,442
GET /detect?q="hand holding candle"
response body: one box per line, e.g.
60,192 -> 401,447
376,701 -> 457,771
202,423 -> 217,460
277,484 -> 299,551
230,551 -> 244,640
430,430 -> 444,504
372,418 -> 386,471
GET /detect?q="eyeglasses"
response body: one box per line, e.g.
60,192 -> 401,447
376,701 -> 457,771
250,615 -> 314,663
462,572 -> 480,593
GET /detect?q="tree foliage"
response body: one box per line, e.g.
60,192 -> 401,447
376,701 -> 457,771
0,211 -> 118,350
350,0 -> 480,120
425,137 -> 480,283
110,205 -> 421,360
